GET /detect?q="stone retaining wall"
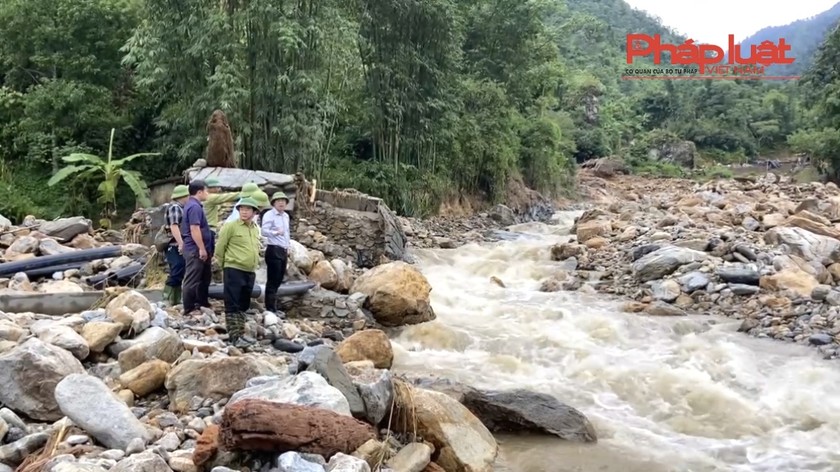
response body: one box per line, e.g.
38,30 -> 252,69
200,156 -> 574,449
294,189 -> 408,269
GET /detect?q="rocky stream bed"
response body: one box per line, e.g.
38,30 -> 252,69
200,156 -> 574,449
1,168 -> 840,472
0,206 -> 594,472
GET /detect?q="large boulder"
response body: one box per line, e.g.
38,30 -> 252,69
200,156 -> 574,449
0,338 -> 85,421
165,356 -> 285,412
54,374 -> 153,449
631,246 -> 707,282
39,216 -> 92,242
392,385 -> 497,472
349,261 -> 435,327
764,226 -> 840,266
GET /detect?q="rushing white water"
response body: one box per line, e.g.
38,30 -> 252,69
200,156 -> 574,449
391,211 -> 840,472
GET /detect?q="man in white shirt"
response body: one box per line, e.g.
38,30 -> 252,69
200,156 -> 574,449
225,182 -> 259,224
260,192 -> 291,313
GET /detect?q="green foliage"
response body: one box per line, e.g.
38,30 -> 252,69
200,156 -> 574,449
694,164 -> 734,181
630,161 -> 686,179
738,2 -> 840,77
47,128 -> 157,227
0,0 -> 835,219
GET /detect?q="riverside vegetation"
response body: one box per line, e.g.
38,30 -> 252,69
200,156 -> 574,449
5,0 -> 840,221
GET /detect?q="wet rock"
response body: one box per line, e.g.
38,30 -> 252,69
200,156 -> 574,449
632,246 -> 707,282
575,219 -> 611,243
651,279 -> 680,302
310,260 -> 340,291
111,451 -> 173,472
811,285 -> 832,301
296,345 -> 366,418
336,329 -> 393,369
33,324 -> 90,360
462,389 -> 596,443
82,321 -> 123,352
349,261 -> 436,327
644,302 -> 687,316
273,338 -> 305,353
54,374 -> 152,450
119,359 -> 171,397
764,226 -> 840,266
729,284 -> 760,296
276,451 -> 326,472
327,453 -> 371,472
0,338 -> 85,421
229,371 -> 351,416
117,327 -> 184,372
809,333 -> 834,345
219,399 -> 376,458
760,268 -> 819,299
679,271 -> 710,293
351,368 -> 394,425
165,355 -> 285,412
716,264 -> 760,285
0,432 -> 49,465
392,386 -> 497,472
40,217 -> 92,242
386,443 -> 432,472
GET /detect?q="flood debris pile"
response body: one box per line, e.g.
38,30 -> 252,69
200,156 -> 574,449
548,171 -> 840,359
0,215 -> 152,293
0,286 -> 595,472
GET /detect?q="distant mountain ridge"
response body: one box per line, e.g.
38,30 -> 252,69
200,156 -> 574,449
736,2 -> 840,76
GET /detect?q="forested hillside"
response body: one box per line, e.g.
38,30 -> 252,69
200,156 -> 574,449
789,22 -> 840,179
0,0 -> 817,222
738,1 -> 840,77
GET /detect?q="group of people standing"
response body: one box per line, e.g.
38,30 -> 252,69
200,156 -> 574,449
161,178 -> 291,348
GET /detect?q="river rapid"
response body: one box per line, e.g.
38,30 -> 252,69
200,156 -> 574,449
390,211 -> 840,472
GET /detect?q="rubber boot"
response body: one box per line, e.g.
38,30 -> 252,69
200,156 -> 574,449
172,287 -> 183,306
162,286 -> 174,306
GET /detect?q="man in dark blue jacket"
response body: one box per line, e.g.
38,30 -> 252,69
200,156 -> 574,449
181,180 -> 213,313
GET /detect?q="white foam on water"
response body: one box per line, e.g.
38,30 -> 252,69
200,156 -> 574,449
391,211 -> 840,472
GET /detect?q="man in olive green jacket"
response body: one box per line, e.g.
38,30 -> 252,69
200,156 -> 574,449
203,178 -> 252,231
215,197 -> 262,348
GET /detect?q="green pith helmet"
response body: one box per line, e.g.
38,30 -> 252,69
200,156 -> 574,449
239,182 -> 259,198
171,185 -> 189,200
270,192 -> 290,204
235,197 -> 260,211
205,177 -> 222,188
252,190 -> 271,209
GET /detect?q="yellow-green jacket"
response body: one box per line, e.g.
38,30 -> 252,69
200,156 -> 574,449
214,219 -> 261,273
203,192 -> 240,230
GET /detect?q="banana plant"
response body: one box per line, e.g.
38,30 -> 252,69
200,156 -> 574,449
48,128 -> 159,228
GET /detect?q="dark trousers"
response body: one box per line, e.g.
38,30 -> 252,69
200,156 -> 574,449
183,251 -> 212,312
164,245 -> 186,287
223,267 -> 256,341
264,245 -> 288,311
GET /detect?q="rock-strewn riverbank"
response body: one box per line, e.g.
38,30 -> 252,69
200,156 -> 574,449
548,171 -> 840,360
0,198 -> 595,471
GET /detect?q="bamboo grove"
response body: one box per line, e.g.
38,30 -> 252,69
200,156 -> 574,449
0,0 -> 825,219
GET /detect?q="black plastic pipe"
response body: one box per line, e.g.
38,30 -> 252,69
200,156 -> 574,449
0,246 -> 123,277
23,263 -> 84,279
86,263 -> 144,288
